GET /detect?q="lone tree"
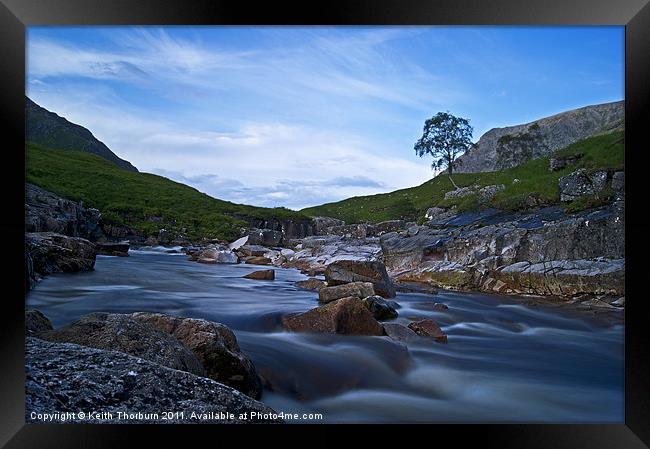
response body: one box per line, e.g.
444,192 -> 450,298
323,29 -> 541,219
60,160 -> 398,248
414,111 -> 473,190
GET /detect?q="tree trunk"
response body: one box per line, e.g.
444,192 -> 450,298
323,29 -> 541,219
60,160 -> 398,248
447,166 -> 459,190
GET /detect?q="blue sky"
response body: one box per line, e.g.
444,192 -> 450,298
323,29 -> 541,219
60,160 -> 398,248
26,26 -> 624,209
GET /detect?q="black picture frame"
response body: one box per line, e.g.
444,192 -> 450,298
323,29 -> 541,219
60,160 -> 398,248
1,0 -> 648,446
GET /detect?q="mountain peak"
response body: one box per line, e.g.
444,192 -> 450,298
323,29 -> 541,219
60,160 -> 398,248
26,97 -> 138,172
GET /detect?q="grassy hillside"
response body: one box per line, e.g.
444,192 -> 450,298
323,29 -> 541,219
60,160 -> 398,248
26,143 -> 311,242
302,131 -> 624,224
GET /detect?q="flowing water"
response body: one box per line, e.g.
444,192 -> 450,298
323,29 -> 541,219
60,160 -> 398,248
26,249 -> 624,423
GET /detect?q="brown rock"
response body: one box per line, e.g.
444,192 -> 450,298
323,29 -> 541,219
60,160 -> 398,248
318,281 -> 375,304
243,269 -> 275,280
408,319 -> 448,343
325,260 -> 396,298
282,297 -> 384,336
295,278 -> 327,291
245,256 -> 272,265
130,312 -> 262,399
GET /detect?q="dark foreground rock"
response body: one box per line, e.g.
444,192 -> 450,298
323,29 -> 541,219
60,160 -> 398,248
129,313 -> 263,399
282,297 -> 384,336
96,241 -> 130,257
244,269 -> 275,281
324,260 -> 396,298
363,295 -> 399,320
39,313 -> 205,377
318,281 -> 374,304
25,337 -> 281,423
25,232 -> 96,280
408,319 -> 448,343
25,310 -> 53,336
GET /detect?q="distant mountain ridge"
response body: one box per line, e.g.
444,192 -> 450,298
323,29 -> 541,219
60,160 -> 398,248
455,100 -> 624,173
26,97 -> 138,172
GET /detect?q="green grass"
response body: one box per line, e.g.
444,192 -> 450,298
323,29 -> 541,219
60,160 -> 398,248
302,131 -> 624,223
26,143 -> 311,242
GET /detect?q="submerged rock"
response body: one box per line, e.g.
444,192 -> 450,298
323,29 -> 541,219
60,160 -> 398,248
282,297 -> 384,336
408,319 -> 448,343
130,312 -> 263,399
39,312 -> 205,376
324,260 -> 396,298
318,281 -> 375,304
25,337 -> 280,423
382,323 -> 419,342
243,269 -> 275,281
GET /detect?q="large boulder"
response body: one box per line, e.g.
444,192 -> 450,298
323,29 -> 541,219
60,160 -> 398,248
282,297 -> 384,336
25,310 -> 53,336
39,313 -> 205,377
25,337 -> 280,423
325,260 -> 396,298
129,313 -> 262,399
558,168 -> 608,202
318,281 -> 375,304
237,245 -> 271,257
25,232 -> 96,277
362,295 -> 399,320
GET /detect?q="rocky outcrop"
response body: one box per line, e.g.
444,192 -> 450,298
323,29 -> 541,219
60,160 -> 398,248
318,281 -> 375,304
129,313 -> 263,399
313,216 -> 345,234
244,269 -> 275,280
25,310 -> 53,336
558,169 -> 608,202
324,260 -> 396,298
282,235 -> 382,272
381,204 -> 624,298
26,183 -> 106,241
282,297 -> 384,336
25,337 -> 280,423
39,313 -> 206,377
25,232 -> 97,282
456,101 -> 624,173
247,228 -> 283,246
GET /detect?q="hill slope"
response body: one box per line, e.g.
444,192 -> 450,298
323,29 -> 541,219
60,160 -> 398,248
26,97 -> 139,172
455,100 -> 624,173
26,143 -> 311,242
302,131 -> 624,224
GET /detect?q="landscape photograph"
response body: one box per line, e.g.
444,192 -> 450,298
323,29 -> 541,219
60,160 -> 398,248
24,25 -> 624,424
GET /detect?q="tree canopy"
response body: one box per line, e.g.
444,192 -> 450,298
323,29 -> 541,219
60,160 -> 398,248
414,112 -> 473,188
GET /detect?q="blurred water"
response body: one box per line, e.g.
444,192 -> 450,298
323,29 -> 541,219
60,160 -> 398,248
26,251 -> 624,423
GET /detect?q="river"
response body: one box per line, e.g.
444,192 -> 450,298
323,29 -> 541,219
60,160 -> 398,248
26,249 -> 624,423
